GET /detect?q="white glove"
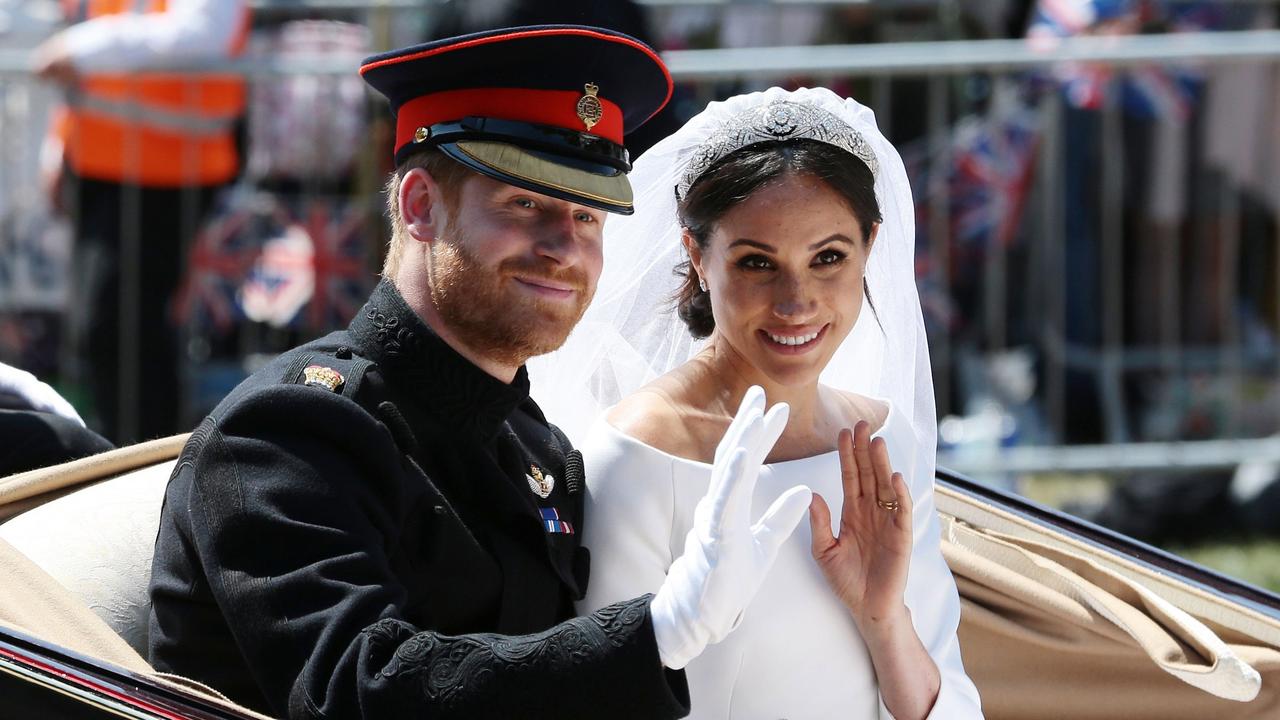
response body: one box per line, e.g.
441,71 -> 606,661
650,385 -> 813,669
0,362 -> 85,426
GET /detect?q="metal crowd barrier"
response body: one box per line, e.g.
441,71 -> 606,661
0,28 -> 1277,475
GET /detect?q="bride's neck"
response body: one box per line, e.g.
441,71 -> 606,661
692,337 -> 832,456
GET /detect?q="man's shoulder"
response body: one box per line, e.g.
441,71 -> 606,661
168,333 -> 411,511
209,331 -> 382,422
180,331 -> 406,475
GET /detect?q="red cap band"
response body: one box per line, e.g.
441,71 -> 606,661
395,87 -> 624,155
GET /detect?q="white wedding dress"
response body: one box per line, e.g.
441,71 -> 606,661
576,399 -> 982,719
530,86 -> 984,718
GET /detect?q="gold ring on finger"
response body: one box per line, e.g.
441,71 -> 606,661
876,498 -> 901,512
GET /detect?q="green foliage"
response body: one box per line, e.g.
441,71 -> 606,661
1171,541 -> 1280,594
1020,473 -> 1280,594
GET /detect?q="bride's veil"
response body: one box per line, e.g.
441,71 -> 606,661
529,86 -> 934,477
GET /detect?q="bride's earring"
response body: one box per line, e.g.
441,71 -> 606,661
698,276 -> 708,293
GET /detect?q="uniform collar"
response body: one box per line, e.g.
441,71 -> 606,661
350,279 -> 531,440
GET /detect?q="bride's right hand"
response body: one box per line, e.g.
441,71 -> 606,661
649,385 -> 813,669
808,421 -> 914,629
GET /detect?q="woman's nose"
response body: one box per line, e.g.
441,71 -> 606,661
772,275 -> 815,319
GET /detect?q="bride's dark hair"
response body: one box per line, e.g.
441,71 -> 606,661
674,139 -> 882,339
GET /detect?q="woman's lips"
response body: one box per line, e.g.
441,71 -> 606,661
759,324 -> 828,354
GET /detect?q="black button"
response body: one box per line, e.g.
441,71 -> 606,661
335,345 -> 352,359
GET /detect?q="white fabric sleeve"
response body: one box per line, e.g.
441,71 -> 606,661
575,421 -> 678,616
0,362 -> 85,426
877,435 -> 984,719
59,0 -> 248,73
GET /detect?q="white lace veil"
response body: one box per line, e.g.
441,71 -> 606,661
529,86 -> 935,472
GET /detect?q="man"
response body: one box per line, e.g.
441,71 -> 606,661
148,26 -> 812,719
33,0 -> 250,443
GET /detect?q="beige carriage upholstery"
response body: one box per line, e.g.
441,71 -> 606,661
1,440 -> 1280,720
938,485 -> 1280,719
0,435 -> 186,655
0,534 -> 154,676
0,435 -> 272,720
1,461 -> 177,654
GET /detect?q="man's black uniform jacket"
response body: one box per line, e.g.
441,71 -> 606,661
148,281 -> 689,719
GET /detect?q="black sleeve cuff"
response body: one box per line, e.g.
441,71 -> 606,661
350,594 -> 689,720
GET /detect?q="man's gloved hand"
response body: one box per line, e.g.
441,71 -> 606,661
650,385 -> 813,669
0,362 -> 85,426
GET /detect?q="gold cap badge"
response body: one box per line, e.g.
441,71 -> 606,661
302,365 -> 345,393
576,83 -> 603,132
413,126 -> 430,144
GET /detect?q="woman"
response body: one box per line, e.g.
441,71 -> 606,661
530,87 -> 981,718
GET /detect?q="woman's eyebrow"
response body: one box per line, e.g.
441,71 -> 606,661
727,234 -> 854,252
810,234 -> 854,250
727,238 -> 775,252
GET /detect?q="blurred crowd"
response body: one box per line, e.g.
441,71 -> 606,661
0,0 -> 1278,541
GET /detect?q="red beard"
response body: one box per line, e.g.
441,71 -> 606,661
427,230 -> 592,368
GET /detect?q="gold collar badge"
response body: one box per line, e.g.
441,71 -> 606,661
576,83 -> 603,132
302,365 -> 345,393
526,464 -> 555,499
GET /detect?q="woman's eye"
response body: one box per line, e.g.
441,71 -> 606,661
738,255 -> 773,270
814,249 -> 847,266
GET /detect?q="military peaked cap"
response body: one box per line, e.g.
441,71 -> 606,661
360,25 -> 673,215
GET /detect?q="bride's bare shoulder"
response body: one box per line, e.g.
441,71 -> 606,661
830,388 -> 891,433
606,374 -> 712,460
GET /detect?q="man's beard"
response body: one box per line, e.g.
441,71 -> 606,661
427,229 -> 592,369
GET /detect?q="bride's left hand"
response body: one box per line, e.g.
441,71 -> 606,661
808,421 -> 913,627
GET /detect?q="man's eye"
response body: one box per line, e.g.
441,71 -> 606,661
514,197 -> 536,209
574,211 -> 597,223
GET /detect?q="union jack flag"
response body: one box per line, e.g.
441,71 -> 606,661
903,91 -> 1040,333
239,208 -> 315,330
297,198 -> 377,331
237,196 -> 376,332
172,196 -> 258,333
1026,0 -> 1217,120
904,93 -> 1041,255
176,192 -> 376,335
951,106 -> 1041,250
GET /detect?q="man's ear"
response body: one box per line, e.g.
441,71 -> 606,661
399,167 -> 448,243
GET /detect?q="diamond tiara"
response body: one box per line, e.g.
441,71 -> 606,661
676,100 -> 880,200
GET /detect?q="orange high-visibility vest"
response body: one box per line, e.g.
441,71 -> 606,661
52,0 -> 250,187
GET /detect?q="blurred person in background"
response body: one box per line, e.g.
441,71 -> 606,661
0,360 -> 113,476
31,0 -> 251,444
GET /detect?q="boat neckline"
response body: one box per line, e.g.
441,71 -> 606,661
596,398 -> 898,470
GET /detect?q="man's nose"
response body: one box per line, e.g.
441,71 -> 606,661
534,211 -> 582,266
